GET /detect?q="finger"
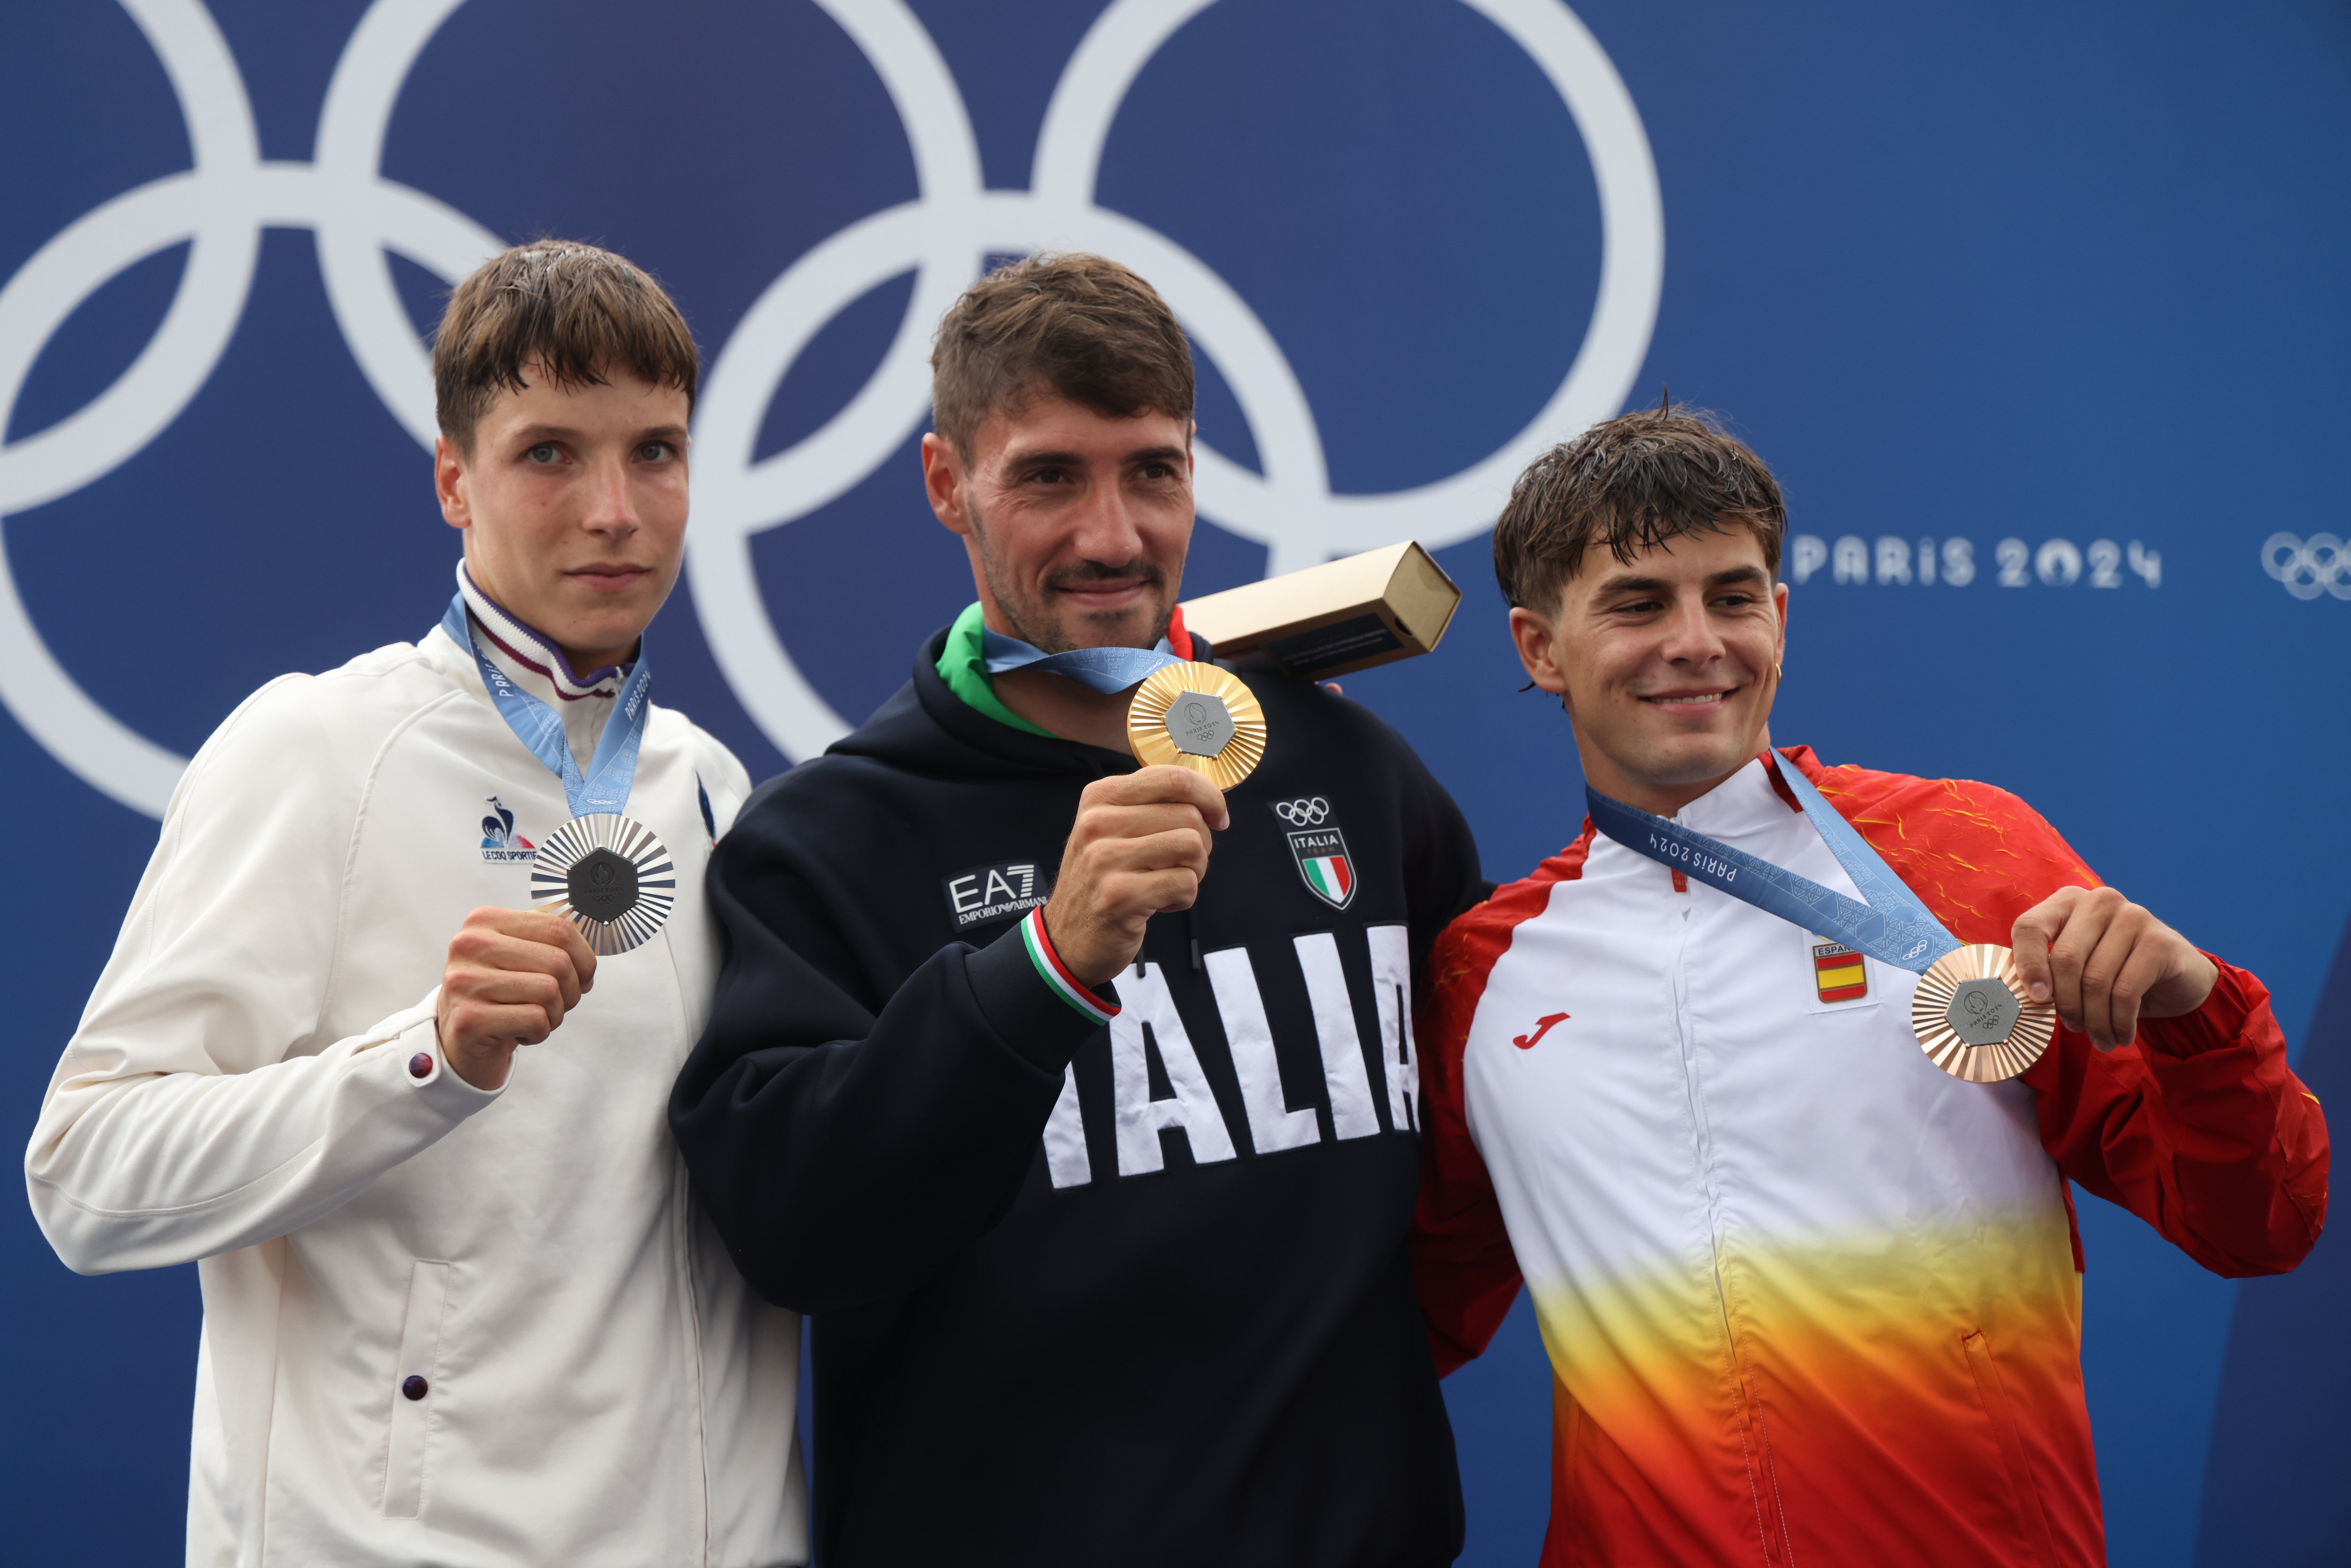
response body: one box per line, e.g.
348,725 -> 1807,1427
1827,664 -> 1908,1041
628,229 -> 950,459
2010,888 -> 2076,1005
2040,898 -> 2106,1036
454,965 -> 570,1028
459,908 -> 596,996
1127,867 -> 1203,915
2069,914 -> 2124,1047
1077,801 -> 1214,842
2103,939 -> 2171,1050
1099,765 -> 1231,831
1084,826 -> 1215,883
507,908 -> 598,987
542,913 -> 598,996
446,1001 -> 555,1053
2050,889 -> 2127,1037
455,930 -> 586,1012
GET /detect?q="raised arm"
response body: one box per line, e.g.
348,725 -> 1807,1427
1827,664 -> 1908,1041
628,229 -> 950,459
1807,754 -> 2330,1280
669,765 -> 1223,1314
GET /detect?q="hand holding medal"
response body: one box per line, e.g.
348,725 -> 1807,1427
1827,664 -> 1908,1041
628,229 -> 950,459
978,629 -> 1260,988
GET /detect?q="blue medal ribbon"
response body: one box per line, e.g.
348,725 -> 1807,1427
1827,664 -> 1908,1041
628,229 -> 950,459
442,592 -> 653,818
1585,757 -> 1961,975
981,627 -> 1187,693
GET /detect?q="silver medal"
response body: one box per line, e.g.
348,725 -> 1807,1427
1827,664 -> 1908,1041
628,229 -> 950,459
529,813 -> 676,954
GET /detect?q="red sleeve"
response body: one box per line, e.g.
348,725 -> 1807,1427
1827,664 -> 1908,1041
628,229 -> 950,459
1409,833 -> 1591,1375
2032,958 -> 2328,1277
1786,748 -> 2331,1279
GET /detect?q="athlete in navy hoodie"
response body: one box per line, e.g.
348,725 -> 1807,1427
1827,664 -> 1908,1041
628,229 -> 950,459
672,253 -> 1485,1566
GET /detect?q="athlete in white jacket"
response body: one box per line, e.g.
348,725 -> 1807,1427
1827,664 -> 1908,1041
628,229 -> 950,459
24,242 -> 805,1567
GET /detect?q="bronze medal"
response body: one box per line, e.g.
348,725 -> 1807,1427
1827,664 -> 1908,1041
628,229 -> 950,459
1126,662 -> 1267,791
1909,944 -> 2056,1083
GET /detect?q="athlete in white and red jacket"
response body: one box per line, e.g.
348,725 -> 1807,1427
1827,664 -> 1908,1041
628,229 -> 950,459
1412,406 -> 2327,1568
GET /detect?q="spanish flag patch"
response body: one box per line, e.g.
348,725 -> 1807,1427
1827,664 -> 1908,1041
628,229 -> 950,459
1812,938 -> 1868,1003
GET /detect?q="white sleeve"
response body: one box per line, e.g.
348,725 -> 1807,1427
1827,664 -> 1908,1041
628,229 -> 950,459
23,677 -> 501,1275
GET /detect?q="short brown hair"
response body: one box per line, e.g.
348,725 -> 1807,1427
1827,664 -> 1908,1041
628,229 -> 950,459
1492,405 -> 1786,611
929,252 -> 1193,458
432,241 -> 699,452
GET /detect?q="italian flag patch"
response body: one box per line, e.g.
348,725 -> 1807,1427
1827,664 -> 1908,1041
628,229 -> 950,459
1286,826 -> 1357,911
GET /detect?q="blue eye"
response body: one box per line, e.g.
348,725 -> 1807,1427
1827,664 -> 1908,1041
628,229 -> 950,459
527,443 -> 557,464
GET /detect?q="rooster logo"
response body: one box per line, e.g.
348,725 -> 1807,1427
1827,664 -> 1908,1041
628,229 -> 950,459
479,796 -> 535,854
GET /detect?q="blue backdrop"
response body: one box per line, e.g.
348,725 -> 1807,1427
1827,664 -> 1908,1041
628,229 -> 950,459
3,1 -> 2344,1562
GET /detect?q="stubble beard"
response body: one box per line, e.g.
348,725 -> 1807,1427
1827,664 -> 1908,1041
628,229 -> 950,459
972,501 -> 1175,654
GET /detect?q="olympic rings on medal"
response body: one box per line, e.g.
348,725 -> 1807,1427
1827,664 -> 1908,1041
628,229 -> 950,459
0,0 -> 1665,817
1273,797 -> 1332,826
2261,533 -> 2351,601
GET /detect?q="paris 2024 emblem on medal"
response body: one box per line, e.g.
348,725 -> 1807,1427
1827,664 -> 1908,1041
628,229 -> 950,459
1909,943 -> 2056,1083
1126,662 -> 1267,791
529,813 -> 678,955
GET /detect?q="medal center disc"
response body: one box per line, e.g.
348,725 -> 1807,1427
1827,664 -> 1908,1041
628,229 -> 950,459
567,847 -> 640,922
1164,691 -> 1237,758
1944,975 -> 2022,1047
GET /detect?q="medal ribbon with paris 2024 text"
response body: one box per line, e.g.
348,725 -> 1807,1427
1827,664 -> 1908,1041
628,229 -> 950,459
442,589 -> 653,817
980,626 -> 1187,692
1583,758 -> 1962,978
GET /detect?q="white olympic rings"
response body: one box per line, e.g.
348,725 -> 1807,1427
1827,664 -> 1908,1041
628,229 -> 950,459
0,0 -> 1663,817
1273,796 -> 1332,825
2261,532 -> 2351,601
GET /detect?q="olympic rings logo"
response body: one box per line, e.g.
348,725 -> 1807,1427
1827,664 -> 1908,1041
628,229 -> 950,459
2260,533 -> 2351,601
0,0 -> 1662,818
1273,797 -> 1332,825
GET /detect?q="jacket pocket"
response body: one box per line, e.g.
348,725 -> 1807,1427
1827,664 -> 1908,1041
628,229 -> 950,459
382,1261 -> 452,1519
1960,1328 -> 2060,1567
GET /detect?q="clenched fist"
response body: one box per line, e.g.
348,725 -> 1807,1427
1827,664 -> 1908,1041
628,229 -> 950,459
1041,765 -> 1231,985
2010,885 -> 2217,1051
434,906 -> 599,1089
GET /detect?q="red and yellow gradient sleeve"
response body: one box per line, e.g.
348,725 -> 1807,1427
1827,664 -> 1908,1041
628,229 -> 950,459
1410,834 -> 1592,1375
1787,747 -> 2330,1278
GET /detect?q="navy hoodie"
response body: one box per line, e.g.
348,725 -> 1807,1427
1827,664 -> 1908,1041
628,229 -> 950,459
671,626 -> 1484,1567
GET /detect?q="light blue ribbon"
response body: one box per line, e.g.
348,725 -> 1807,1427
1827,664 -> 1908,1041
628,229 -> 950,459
442,592 -> 652,818
1585,758 -> 1961,975
981,626 -> 1186,693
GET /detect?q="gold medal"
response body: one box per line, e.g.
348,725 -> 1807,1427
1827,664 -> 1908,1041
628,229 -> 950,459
1126,662 -> 1267,791
1909,944 -> 2055,1083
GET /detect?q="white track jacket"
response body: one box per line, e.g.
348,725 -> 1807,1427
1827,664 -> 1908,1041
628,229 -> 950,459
24,600 -> 806,1568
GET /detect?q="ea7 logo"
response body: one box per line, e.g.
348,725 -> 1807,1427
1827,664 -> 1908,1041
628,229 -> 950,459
1286,827 -> 1356,910
945,861 -> 1048,930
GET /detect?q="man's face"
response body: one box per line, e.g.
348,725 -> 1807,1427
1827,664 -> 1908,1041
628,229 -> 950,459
435,366 -> 691,670
922,393 -> 1193,652
1509,524 -> 1789,813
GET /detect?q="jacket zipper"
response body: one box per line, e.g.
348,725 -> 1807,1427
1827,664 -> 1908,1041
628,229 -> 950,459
1670,892 -> 1791,1568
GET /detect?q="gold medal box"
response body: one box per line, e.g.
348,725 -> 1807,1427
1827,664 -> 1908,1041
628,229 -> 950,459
1127,544 -> 1464,791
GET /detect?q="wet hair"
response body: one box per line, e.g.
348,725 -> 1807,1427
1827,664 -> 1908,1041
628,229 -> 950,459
432,240 -> 698,453
1492,403 -> 1786,610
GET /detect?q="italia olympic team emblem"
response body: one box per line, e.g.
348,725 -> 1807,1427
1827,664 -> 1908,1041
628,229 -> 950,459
1287,827 -> 1356,910
0,0 -> 1662,819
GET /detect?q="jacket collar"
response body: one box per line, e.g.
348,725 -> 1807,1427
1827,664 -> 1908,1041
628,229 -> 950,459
1657,751 -> 1806,843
